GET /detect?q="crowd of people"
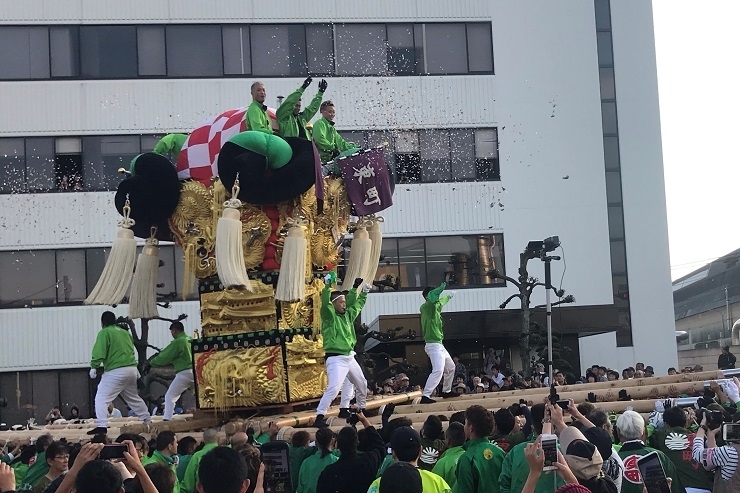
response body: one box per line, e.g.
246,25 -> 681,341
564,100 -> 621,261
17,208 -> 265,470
7,372 -> 740,493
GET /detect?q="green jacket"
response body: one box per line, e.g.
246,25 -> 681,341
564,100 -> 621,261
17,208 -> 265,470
246,100 -> 273,134
369,468 -> 451,493
277,87 -> 323,139
320,285 -> 367,355
150,332 -> 193,373
176,454 -> 192,482
499,439 -> 564,493
182,442 -> 218,493
490,431 -> 526,454
453,438 -> 504,493
617,441 -> 683,493
12,462 -> 29,489
376,453 -> 394,478
90,325 -> 138,372
152,451 -> 181,493
296,451 -> 338,493
312,117 -> 355,163
152,133 -> 188,163
20,452 -> 48,490
290,445 -> 317,489
648,426 -> 713,490
432,445 -> 465,489
421,283 -> 451,344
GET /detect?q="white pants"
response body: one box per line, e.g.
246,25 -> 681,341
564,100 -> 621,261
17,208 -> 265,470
685,488 -> 711,493
340,378 -> 355,408
95,366 -> 151,427
423,343 -> 455,397
317,354 -> 367,415
164,369 -> 195,420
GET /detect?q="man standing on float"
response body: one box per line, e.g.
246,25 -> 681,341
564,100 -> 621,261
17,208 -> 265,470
420,282 -> 458,404
314,273 -> 370,428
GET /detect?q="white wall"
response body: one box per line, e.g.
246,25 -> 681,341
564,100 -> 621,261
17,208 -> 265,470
0,302 -> 201,372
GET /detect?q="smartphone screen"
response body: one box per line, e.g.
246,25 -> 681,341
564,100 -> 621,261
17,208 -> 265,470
637,452 -> 670,493
99,444 -> 127,460
724,423 -> 740,442
541,434 -> 558,470
261,443 -> 292,493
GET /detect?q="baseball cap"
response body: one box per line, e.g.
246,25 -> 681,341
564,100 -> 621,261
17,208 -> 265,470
582,426 -> 613,462
390,426 -> 421,454
380,462 -> 422,493
560,427 -> 603,481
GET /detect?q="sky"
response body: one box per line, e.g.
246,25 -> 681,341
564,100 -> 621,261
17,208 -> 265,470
652,0 -> 740,280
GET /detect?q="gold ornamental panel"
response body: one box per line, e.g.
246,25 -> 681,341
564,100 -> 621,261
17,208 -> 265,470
201,284 -> 277,337
286,335 -> 327,402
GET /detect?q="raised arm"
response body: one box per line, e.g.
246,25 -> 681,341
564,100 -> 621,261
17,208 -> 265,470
426,282 -> 446,303
301,86 -> 325,122
276,86 -> 304,121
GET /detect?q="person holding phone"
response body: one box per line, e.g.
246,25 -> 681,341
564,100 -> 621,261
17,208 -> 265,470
693,413 -> 740,491
314,274 -> 370,429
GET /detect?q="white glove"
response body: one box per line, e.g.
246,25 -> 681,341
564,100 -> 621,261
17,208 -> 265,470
447,291 -> 455,299
323,274 -> 333,284
362,284 -> 372,293
655,400 -> 665,413
89,368 -> 97,379
723,380 -> 740,403
648,411 -> 664,429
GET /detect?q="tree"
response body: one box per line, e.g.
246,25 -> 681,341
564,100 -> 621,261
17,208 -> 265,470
352,320 -> 420,389
489,249 -> 574,377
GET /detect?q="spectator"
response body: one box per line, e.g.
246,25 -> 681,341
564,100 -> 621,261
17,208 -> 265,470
694,364 -> 704,373
378,462 -> 423,493
533,363 -> 549,387
290,431 -> 315,489
616,410 -> 683,493
553,371 -> 566,386
377,416 -> 415,477
9,445 -> 35,489
454,405 -> 504,493
559,426 -> 617,493
668,367 -> 678,375
644,366 -> 655,377
45,408 -> 63,424
151,431 -> 180,493
296,428 -> 336,493
182,428 -> 220,493
67,406 -> 81,421
453,356 -> 468,380
597,367 -> 608,382
19,433 -> 53,489
197,446 -> 262,493
719,346 -> 737,370
491,407 -> 531,453
176,436 -> 197,482
693,412 -> 739,491
427,422 -> 463,489
635,362 -> 645,372
316,410 -> 385,493
490,366 -> 505,388
115,433 -> 149,479
32,441 -> 68,493
230,432 -> 249,449
649,406 -> 712,492
418,415 -> 445,471
132,463 -> 176,493
367,427 -> 450,493
586,410 -> 624,489
522,436 -> 581,493
607,370 -> 620,381
233,443 -> 261,493
500,404 -> 565,493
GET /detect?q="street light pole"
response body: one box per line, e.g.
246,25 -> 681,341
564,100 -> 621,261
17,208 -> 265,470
542,253 -> 560,385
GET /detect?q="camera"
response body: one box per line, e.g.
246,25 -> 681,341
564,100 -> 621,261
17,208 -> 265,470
696,408 -> 725,430
347,408 -> 359,427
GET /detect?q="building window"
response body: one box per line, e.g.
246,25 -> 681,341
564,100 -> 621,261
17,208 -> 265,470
0,138 -> 27,194
0,27 -> 50,80
394,131 -> 421,184
49,26 -> 80,78
80,26 -> 138,78
250,25 -> 307,77
335,24 -> 389,76
166,25 -> 224,77
474,129 -> 500,181
25,138 -> 56,192
0,251 -> 57,307
0,22 -> 493,80
137,26 -> 167,76
419,129 -> 452,182
56,250 -> 87,302
343,234 -> 505,292
222,25 -> 252,76
82,136 -> 140,191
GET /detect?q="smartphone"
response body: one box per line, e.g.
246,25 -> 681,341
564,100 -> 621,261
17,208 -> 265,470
260,440 -> 292,493
636,451 -> 670,493
556,400 -> 570,412
723,423 -> 740,443
541,434 -> 558,471
99,444 -> 127,460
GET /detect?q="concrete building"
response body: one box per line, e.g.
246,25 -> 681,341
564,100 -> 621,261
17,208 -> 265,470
0,0 -> 674,424
673,248 -> 740,371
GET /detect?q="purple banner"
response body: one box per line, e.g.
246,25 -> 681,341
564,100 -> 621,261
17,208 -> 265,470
337,149 -> 393,216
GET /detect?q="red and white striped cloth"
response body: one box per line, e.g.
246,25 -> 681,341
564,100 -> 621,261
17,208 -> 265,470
175,107 -> 278,185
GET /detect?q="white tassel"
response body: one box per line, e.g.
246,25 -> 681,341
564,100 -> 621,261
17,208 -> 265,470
275,219 -> 308,302
215,176 -> 252,290
129,231 -> 160,320
85,195 -> 137,306
340,225 -> 373,291
363,216 -> 384,284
